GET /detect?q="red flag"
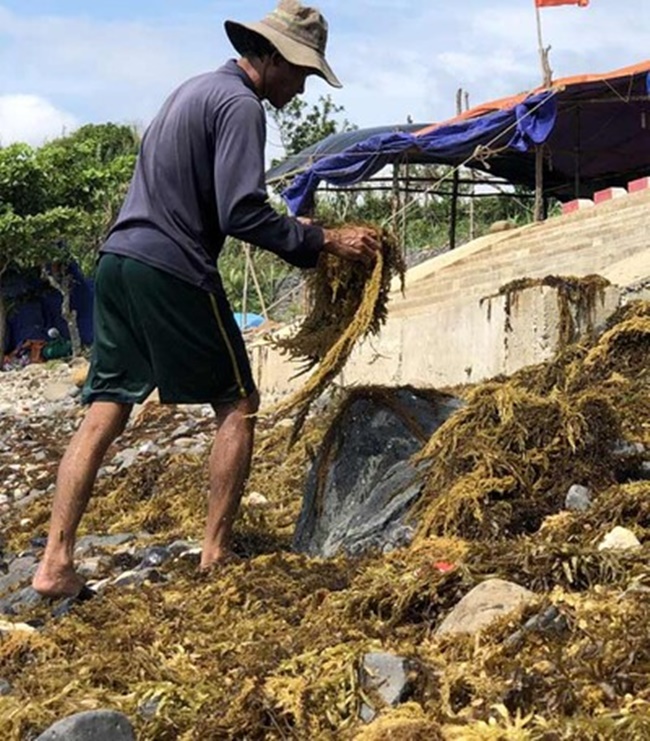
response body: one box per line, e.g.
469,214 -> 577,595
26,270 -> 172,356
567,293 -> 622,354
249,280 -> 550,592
536,0 -> 589,6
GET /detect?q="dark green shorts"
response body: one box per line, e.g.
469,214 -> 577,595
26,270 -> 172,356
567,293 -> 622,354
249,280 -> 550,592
82,253 -> 257,405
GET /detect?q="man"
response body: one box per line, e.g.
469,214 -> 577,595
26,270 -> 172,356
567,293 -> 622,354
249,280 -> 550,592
32,0 -> 379,599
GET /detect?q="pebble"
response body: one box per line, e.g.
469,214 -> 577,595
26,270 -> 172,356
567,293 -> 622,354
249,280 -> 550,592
565,484 -> 592,512
598,526 -> 642,551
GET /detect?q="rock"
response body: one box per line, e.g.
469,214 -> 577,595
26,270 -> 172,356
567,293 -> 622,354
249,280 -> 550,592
293,388 -> 462,557
70,360 -> 90,388
0,679 -> 11,695
504,605 -> 569,651
0,618 -> 37,634
137,440 -> 159,455
598,526 -> 642,551
137,695 -> 161,719
0,586 -> 44,616
137,546 -> 171,569
51,589 -> 98,619
435,579 -> 536,636
565,484 -> 592,512
74,533 -> 136,557
612,440 -> 646,457
42,381 -> 73,402
381,524 -> 416,554
34,709 -> 135,741
78,557 -> 108,578
111,447 -> 139,470
359,652 -> 417,723
0,554 -> 38,596
113,568 -> 166,588
243,491 -> 271,508
168,539 -> 199,556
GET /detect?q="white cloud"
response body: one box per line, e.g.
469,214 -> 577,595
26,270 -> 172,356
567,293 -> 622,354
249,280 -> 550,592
0,0 -> 647,146
0,94 -> 78,147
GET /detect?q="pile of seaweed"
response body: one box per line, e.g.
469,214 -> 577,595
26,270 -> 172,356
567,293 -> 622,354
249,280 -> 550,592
0,301 -> 648,740
269,226 -> 405,441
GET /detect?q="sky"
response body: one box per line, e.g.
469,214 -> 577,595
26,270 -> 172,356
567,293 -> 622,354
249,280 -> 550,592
0,0 -> 648,154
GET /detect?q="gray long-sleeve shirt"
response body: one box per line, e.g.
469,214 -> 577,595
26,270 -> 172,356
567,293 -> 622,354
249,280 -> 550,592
102,60 -> 323,293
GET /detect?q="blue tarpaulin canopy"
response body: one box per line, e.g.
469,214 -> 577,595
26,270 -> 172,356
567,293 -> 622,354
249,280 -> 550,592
266,60 -> 650,216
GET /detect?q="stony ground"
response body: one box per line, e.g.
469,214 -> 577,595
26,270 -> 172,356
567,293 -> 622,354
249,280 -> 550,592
0,360 -> 217,523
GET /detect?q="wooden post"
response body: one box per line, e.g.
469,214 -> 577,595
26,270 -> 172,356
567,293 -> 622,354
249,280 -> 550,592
402,161 -> 409,257
534,2 -> 553,87
449,88 -> 463,249
533,1 -> 551,222
574,106 -> 582,198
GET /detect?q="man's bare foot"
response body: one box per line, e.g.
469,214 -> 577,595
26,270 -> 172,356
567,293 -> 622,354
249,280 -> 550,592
32,562 -> 86,599
199,549 -> 243,572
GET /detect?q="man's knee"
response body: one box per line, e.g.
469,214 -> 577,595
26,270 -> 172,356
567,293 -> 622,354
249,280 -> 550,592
83,402 -> 132,442
213,390 -> 260,425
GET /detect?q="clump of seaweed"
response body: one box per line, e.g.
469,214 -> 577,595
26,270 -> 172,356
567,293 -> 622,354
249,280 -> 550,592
412,299 -> 650,541
268,227 -> 406,442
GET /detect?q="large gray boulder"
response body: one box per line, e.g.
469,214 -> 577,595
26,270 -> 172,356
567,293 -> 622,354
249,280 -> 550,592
34,709 -> 135,741
293,387 -> 462,557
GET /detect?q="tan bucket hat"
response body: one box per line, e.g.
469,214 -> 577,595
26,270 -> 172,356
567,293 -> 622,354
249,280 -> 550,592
225,0 -> 342,88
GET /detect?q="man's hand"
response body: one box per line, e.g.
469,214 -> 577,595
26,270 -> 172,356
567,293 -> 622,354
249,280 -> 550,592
322,226 -> 381,266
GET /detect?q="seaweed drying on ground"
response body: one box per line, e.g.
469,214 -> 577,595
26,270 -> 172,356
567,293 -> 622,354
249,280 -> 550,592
0,302 -> 648,740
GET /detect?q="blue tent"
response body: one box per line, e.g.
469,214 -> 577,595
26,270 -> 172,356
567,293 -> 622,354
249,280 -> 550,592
2,263 -> 94,354
266,60 -> 650,216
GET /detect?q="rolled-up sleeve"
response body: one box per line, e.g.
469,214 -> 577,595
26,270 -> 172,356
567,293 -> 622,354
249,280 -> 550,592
213,94 -> 323,269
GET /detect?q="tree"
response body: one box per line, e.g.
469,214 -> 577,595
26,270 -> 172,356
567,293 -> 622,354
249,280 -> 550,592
267,94 -> 355,162
0,124 -> 138,363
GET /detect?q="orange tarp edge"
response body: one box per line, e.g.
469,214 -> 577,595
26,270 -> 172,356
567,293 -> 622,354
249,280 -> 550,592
415,59 -> 650,137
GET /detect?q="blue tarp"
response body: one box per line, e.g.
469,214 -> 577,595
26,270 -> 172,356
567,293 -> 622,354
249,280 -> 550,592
233,312 -> 265,330
282,91 -> 557,216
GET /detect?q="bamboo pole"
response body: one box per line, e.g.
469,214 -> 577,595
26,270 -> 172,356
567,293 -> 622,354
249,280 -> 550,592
246,246 -> 269,321
242,244 -> 250,328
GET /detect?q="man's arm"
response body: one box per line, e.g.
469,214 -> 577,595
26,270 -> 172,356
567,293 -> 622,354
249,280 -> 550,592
213,96 -> 379,267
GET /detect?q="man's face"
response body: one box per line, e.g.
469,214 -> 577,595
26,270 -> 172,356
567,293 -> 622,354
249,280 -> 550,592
266,56 -> 310,108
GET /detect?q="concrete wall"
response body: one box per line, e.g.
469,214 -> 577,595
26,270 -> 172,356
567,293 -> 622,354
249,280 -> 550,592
251,186 -> 650,397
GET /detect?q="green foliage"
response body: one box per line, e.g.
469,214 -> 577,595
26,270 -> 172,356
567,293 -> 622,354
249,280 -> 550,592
0,144 -> 50,217
0,123 -> 138,358
36,123 -> 138,214
268,94 -> 356,162
0,123 -> 138,276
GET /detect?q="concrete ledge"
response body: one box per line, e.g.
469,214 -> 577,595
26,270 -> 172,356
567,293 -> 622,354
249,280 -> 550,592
252,282 -> 622,395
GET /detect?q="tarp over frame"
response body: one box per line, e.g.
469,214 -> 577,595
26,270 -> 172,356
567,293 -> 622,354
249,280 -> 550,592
266,60 -> 650,217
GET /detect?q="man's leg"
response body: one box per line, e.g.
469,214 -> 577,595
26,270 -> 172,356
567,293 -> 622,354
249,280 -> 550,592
200,391 -> 260,569
32,401 -> 132,597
